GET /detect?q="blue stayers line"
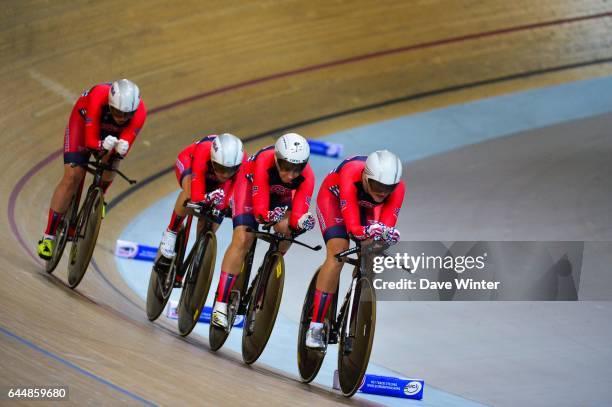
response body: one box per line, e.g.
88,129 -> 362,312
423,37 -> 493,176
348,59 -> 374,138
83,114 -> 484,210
0,324 -> 157,407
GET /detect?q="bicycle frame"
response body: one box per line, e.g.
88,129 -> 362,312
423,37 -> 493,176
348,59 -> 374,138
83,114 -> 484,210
178,203 -> 223,282
243,226 -> 321,318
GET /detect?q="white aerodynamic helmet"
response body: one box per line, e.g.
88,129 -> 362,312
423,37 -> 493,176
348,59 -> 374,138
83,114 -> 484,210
274,132 -> 310,171
211,133 -> 244,174
109,79 -> 140,113
364,150 -> 402,193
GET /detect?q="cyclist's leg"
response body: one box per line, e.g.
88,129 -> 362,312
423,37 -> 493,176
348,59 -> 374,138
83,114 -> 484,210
159,160 -> 192,260
212,176 -> 255,326
219,226 -> 255,288
39,111 -> 88,258
171,173 -> 191,230
305,236 -> 348,348
212,226 -> 255,326
221,173 -> 256,279
305,190 -> 348,347
49,164 -> 86,217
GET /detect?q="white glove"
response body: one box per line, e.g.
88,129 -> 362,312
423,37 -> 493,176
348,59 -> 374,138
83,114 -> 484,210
297,212 -> 315,232
202,188 -> 225,207
115,139 -> 129,156
102,135 -> 118,151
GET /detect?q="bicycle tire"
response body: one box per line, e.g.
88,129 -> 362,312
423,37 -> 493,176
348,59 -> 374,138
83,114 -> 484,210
297,268 -> 335,383
209,243 -> 254,351
337,276 -> 376,397
67,187 -> 103,288
241,252 -> 285,365
45,193 -> 77,274
177,231 -> 217,336
146,226 -> 186,321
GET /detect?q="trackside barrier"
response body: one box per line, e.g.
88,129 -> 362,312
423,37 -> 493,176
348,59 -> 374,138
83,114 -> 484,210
115,240 -> 157,262
333,370 -> 425,399
307,140 -> 343,158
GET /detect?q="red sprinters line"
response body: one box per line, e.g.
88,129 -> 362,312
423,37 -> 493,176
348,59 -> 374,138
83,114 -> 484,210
9,11 -> 611,260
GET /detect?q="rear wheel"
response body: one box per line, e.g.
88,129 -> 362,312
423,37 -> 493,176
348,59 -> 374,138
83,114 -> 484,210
337,277 -> 376,397
177,231 -> 217,336
146,226 -> 186,321
209,245 -> 253,351
297,269 -> 335,383
45,193 -> 77,274
241,253 -> 285,365
67,188 -> 103,288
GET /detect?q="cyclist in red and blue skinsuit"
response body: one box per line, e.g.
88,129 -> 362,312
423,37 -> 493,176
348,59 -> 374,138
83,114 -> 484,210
38,79 -> 146,260
157,133 -> 246,287
211,133 -> 317,329
305,150 -> 405,349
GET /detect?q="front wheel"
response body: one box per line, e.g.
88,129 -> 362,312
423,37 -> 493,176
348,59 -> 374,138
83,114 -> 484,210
66,187 -> 103,288
337,277 -> 376,397
241,253 -> 285,365
177,231 -> 217,336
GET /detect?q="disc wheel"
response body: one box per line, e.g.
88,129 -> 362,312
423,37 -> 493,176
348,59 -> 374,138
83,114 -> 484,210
241,253 -> 285,365
297,269 -> 334,383
177,232 -> 216,336
67,188 -> 103,288
45,194 -> 77,274
337,277 -> 376,397
209,254 -> 250,351
146,226 -> 186,321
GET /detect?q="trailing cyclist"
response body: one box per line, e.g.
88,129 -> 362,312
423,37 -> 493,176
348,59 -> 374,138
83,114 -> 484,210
211,133 -> 316,328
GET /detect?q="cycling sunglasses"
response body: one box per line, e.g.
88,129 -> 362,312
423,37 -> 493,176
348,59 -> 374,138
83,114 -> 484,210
367,178 -> 398,194
276,158 -> 307,173
212,161 -> 240,176
110,106 -> 136,121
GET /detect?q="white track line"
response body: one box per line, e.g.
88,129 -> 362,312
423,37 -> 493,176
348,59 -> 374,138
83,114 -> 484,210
29,69 -> 77,103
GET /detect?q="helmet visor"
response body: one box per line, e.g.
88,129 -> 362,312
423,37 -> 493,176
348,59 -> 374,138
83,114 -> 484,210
110,106 -> 135,121
367,178 -> 398,194
276,158 -> 307,173
212,161 -> 240,176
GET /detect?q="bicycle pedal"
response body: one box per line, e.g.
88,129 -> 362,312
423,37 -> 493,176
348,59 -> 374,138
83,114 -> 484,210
328,331 -> 338,345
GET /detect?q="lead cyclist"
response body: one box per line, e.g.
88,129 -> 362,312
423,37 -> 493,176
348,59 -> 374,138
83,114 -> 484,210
306,150 -> 406,348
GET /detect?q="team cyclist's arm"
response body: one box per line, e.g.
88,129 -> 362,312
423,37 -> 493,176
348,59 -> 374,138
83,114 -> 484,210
117,101 -> 146,155
289,164 -> 315,230
190,142 -> 209,203
378,181 -> 406,227
252,152 -> 273,222
84,85 -> 107,150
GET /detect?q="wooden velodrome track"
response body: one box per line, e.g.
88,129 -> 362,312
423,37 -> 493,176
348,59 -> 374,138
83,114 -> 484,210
2,1 -> 611,405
